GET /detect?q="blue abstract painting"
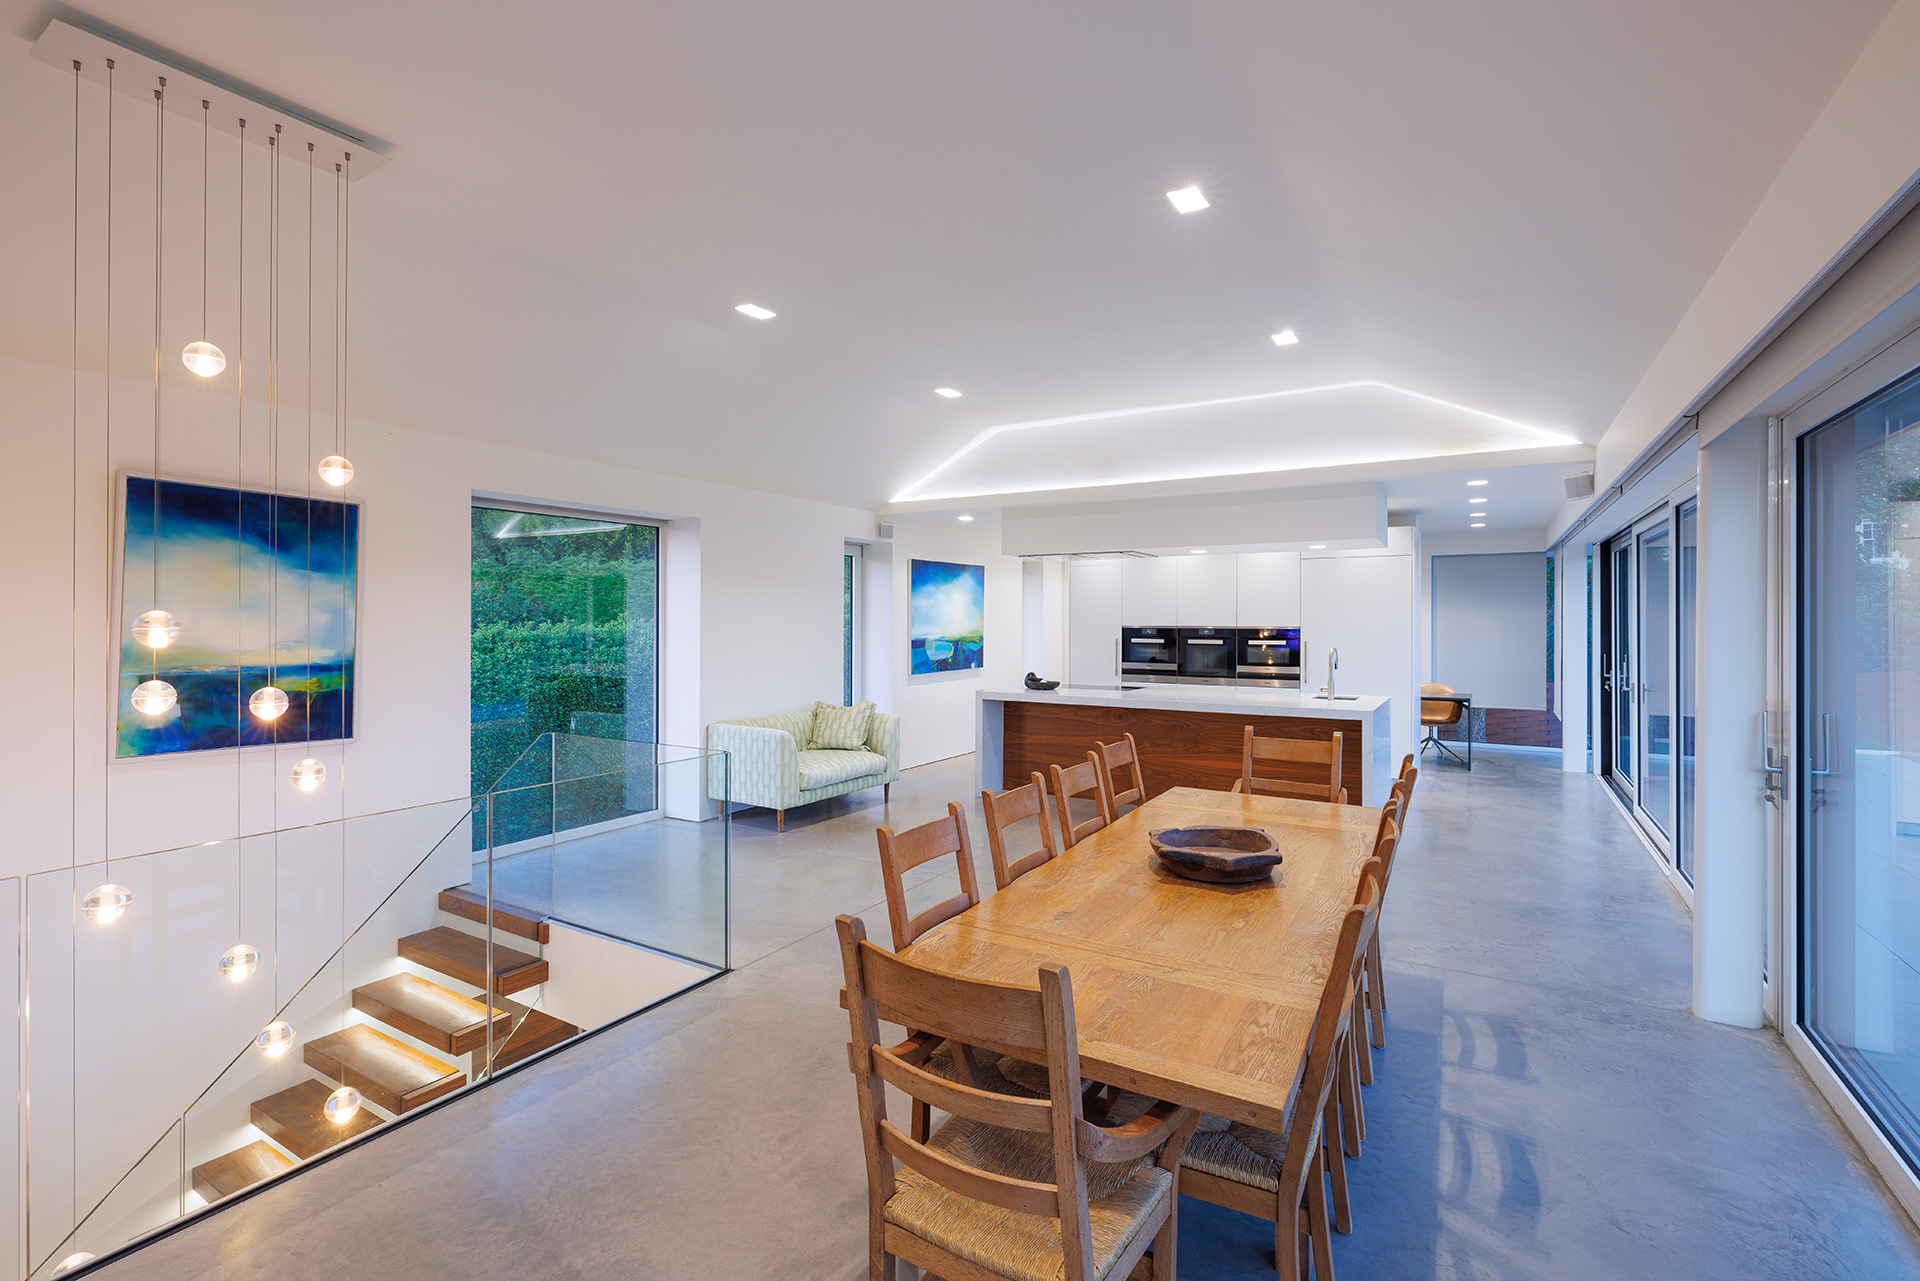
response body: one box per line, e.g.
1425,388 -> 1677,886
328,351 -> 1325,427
909,559 -> 984,675
117,476 -> 358,758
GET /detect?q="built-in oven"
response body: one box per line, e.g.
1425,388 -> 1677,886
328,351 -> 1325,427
1237,627 -> 1302,688
1120,627 -> 1180,682
1177,627 -> 1238,684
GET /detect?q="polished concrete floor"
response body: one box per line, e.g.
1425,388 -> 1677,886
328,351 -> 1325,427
92,749 -> 1920,1279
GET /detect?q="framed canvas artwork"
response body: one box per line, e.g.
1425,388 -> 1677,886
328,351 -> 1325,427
909,559 -> 984,674
117,475 -> 359,758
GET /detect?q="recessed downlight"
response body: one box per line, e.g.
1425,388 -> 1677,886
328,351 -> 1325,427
1467,478 -> 1489,486
1471,522 -> 1486,528
1470,498 -> 1487,504
1308,544 -> 1327,549
958,514 -> 974,522
1190,549 -> 1208,555
1167,186 -> 1209,213
1271,329 -> 1300,347
935,387 -> 962,398
735,303 -> 775,319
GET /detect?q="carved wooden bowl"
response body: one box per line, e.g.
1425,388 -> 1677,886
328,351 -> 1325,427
1147,827 -> 1281,884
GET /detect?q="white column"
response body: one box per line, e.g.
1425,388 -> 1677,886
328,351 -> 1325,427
1559,543 -> 1590,772
1694,419 -> 1768,1027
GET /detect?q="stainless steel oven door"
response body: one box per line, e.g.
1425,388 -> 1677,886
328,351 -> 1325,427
1180,636 -> 1236,679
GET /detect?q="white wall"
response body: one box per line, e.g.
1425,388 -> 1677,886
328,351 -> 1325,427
888,519 -> 1025,768
1431,552 -> 1550,710
1300,527 -> 1421,768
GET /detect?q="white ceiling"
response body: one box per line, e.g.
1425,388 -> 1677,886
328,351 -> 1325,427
0,1 -> 1895,527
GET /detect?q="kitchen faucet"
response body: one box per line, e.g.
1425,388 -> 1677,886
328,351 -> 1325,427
1322,647 -> 1339,701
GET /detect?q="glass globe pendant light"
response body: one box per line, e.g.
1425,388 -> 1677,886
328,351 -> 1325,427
131,608 -> 180,648
181,103 -> 224,379
219,942 -> 260,981
181,340 -> 225,377
248,686 -> 289,721
255,1020 -> 295,1057
130,679 -> 177,716
290,757 -> 326,792
82,883 -> 133,925
317,455 -> 352,486
324,1086 -> 362,1124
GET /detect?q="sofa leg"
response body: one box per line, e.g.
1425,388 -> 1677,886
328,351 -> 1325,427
777,809 -> 785,833
884,784 -> 890,804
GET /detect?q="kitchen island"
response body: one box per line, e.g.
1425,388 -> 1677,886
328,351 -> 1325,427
977,684 -> 1393,807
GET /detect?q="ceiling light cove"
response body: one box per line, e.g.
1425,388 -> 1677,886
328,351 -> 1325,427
935,388 -> 962,399
735,303 -> 775,319
1271,329 -> 1300,347
1166,186 -> 1209,213
890,381 -> 1581,503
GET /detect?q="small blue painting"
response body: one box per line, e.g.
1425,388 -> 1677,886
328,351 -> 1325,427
117,476 -> 358,758
910,559 -> 984,675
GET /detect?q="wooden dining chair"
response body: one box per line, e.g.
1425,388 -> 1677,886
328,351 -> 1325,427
1360,768 -> 1417,1057
981,775 -> 1061,891
1178,861 -> 1383,1279
1049,755 -> 1115,850
837,914 -> 1202,1281
1233,727 -> 1346,805
1093,733 -> 1149,815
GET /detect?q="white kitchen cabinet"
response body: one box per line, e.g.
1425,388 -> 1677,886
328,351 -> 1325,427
1068,559 -> 1125,683
1175,554 -> 1238,626
1121,558 -> 1179,625
1236,552 -> 1300,627
1300,552 -> 1417,769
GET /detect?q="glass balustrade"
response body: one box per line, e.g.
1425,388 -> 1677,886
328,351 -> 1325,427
8,740 -> 727,1278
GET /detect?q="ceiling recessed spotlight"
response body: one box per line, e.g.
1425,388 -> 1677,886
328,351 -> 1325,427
1470,497 -> 1487,504
1308,544 -> 1327,550
735,303 -> 775,319
1190,549 -> 1208,555
1471,522 -> 1486,528
1166,186 -> 1209,213
1271,329 -> 1299,347
1467,479 -> 1489,487
958,514 -> 974,522
935,387 -> 962,398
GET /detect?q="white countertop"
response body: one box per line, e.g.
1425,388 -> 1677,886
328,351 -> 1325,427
980,685 -> 1389,718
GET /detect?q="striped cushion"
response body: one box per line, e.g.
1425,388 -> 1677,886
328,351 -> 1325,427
810,700 -> 875,750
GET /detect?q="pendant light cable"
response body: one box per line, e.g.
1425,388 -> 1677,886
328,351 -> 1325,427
270,128 -> 280,826
201,100 -> 209,344
151,79 -> 164,687
306,144 -> 314,761
236,118 -> 246,939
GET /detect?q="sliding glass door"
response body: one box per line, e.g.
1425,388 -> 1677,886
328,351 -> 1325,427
1638,520 -> 1674,840
1603,511 -> 1687,866
1797,367 -> 1920,1172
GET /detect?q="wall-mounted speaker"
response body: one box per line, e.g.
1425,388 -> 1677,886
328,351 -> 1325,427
1564,473 -> 1595,499
876,520 -> 895,539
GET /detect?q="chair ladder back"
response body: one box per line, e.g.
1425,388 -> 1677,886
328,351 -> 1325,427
1278,861 -> 1381,1197
875,802 -> 981,950
1040,963 -> 1095,1281
1094,733 -> 1148,812
1049,756 -> 1114,850
980,775 -> 1060,890
1239,726 -> 1345,803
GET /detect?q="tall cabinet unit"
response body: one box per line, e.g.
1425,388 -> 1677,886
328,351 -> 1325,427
1067,560 -> 1125,684
1236,552 -> 1301,626
1121,559 -> 1179,625
1300,529 -> 1420,767
1175,555 -> 1239,626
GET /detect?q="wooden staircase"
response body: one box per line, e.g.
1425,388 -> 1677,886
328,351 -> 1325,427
190,887 -> 582,1203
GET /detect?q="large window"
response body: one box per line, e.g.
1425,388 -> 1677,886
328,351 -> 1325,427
1799,367 -> 1920,1171
470,506 -> 659,811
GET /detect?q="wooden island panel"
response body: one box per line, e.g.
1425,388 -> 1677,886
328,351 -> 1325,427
1000,700 -> 1365,803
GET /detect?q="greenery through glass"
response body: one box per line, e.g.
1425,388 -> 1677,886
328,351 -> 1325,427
471,507 -> 658,847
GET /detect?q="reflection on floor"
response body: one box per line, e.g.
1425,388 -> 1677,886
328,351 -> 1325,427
93,748 -> 1920,1280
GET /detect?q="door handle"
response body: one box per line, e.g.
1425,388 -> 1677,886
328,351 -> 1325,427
1809,712 -> 1834,778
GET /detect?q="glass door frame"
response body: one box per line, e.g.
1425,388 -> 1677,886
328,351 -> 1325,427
1774,329 -> 1920,1227
1601,505 -> 1687,883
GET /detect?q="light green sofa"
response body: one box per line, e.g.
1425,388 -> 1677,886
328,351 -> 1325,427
706,709 -> 901,831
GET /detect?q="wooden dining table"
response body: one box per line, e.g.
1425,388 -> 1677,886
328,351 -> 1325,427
895,786 -> 1381,1134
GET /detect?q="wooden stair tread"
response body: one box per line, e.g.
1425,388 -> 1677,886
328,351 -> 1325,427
192,1139 -> 294,1203
488,1005 -> 582,1070
399,926 -> 548,996
354,973 -> 512,1056
438,885 -> 551,943
251,1080 -> 382,1159
305,1024 -> 465,1114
